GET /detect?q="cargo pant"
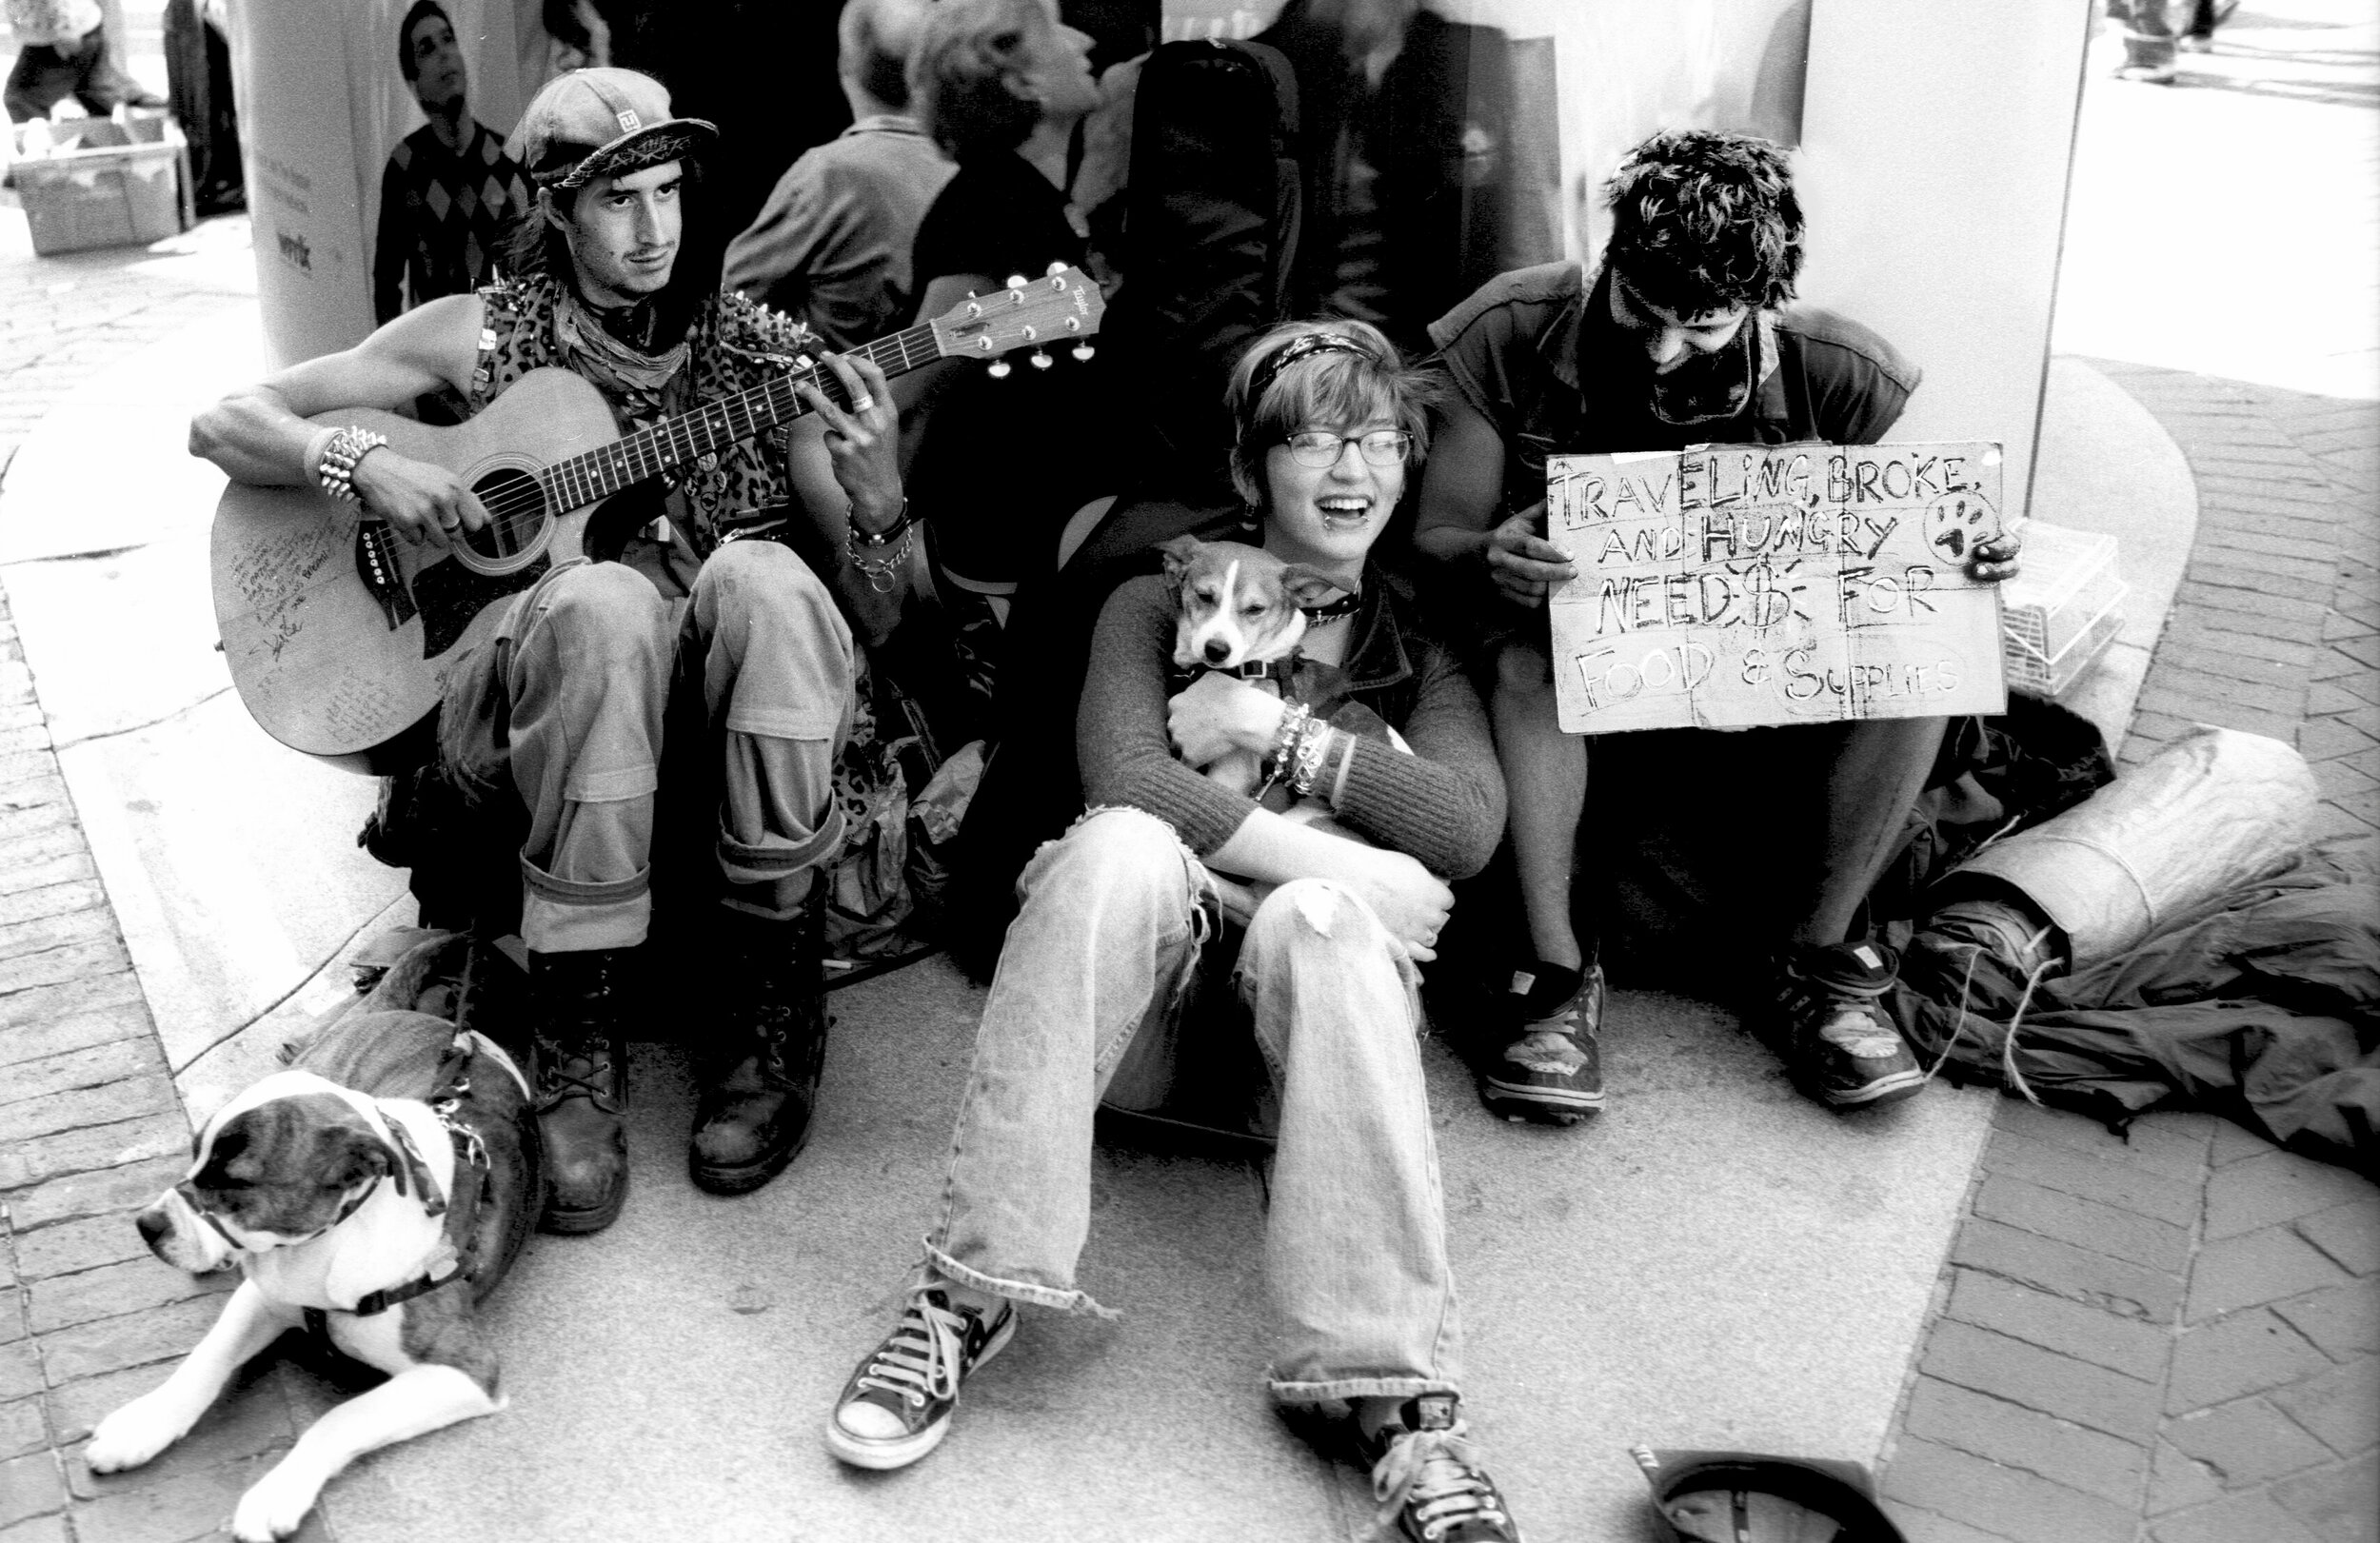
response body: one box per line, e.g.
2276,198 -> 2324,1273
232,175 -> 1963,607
437,540 -> 854,954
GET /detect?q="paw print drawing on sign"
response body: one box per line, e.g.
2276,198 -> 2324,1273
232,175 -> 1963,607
1926,490 -> 1994,563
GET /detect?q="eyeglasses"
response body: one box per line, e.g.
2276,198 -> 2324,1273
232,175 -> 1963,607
1281,429 -> 1412,468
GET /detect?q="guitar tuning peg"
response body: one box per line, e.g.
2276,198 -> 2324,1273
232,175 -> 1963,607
1029,349 -> 1054,371
1071,343 -> 1097,363
1045,261 -> 1067,277
986,359 -> 1013,380
1004,273 -> 1027,289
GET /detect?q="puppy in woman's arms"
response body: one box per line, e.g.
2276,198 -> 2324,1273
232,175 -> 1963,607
1161,534 -> 1413,920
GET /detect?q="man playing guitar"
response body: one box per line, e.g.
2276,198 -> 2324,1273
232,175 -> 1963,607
190,68 -> 911,1236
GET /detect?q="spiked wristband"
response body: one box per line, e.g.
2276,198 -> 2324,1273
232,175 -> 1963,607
316,426 -> 388,504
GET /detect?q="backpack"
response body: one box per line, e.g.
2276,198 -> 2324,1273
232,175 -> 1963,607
1104,36 -> 1304,505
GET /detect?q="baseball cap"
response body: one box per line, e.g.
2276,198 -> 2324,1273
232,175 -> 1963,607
1635,1449 -> 1911,1543
507,67 -> 718,189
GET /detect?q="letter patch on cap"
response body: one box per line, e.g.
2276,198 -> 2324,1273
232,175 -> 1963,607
617,109 -> 642,132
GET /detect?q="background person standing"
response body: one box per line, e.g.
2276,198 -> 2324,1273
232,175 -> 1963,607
4,0 -> 162,122
724,0 -> 953,351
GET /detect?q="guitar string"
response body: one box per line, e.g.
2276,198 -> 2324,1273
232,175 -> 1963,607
462,326 -> 919,537
443,328 -> 907,542
460,326 -> 933,538
444,301 -> 1066,545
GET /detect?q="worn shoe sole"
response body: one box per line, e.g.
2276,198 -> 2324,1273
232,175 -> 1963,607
823,1309 -> 1017,1471
539,1174 -> 627,1236
689,1119 -> 814,1197
1818,1065 -> 1927,1109
1482,1077 -> 1604,1122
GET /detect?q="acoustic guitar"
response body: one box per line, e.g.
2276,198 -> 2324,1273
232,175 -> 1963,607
210,267 -> 1103,772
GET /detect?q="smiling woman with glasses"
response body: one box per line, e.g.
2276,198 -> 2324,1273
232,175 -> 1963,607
823,317 -> 1527,1543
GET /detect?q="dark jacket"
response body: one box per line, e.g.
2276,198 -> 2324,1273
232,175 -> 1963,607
1259,1 -> 1545,354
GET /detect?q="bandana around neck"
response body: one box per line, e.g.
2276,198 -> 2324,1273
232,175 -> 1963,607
551,284 -> 689,423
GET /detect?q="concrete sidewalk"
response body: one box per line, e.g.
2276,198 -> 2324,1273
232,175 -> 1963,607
0,225 -> 2021,1541
0,9 -> 2370,1543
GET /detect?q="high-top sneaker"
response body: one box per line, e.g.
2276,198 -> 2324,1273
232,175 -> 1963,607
528,947 -> 633,1234
690,904 -> 827,1195
1362,1395 -> 1524,1542
825,1283 -> 1015,1470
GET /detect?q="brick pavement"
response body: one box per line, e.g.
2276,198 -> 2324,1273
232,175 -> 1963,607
0,225 -> 312,1543
1877,300 -> 2380,1543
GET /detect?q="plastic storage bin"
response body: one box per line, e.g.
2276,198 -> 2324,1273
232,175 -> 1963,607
2001,521 -> 2127,699
8,113 -> 191,256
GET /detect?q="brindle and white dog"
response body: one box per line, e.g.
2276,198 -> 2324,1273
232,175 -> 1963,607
85,944 -> 539,1542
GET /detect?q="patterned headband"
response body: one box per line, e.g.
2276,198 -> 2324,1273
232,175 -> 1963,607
1247,332 -> 1379,406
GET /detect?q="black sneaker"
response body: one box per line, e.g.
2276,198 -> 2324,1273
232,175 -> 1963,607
1481,962 -> 1605,1123
1362,1395 -> 1523,1543
1772,942 -> 1923,1109
825,1286 -> 1016,1470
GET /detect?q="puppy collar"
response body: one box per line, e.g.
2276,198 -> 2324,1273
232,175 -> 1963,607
1220,657 -> 1297,682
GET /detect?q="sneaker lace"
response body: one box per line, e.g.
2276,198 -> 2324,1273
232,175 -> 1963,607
1795,968 -> 1899,1058
1507,1028 -> 1589,1076
1815,1001 -> 1902,1057
854,1295 -> 974,1409
1509,966 -> 1600,1071
1369,1422 -> 1508,1542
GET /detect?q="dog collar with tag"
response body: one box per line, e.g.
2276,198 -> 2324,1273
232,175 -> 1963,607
1221,658 -> 1297,682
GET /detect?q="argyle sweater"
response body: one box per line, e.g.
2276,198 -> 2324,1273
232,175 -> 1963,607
373,120 -> 532,324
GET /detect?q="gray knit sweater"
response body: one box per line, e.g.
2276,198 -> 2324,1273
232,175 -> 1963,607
1078,574 -> 1506,880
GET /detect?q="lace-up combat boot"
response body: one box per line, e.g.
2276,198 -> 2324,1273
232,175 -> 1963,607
528,947 -> 634,1234
690,903 -> 827,1195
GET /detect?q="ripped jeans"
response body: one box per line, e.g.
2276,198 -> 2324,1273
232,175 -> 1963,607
436,541 -> 854,953
923,806 -> 1463,1404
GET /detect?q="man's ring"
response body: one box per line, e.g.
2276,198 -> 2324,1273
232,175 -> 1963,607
851,394 -> 876,415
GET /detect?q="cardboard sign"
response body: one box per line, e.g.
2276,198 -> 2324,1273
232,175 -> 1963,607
1545,442 -> 2009,733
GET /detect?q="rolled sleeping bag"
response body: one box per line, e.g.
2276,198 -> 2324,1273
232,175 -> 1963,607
1950,725 -> 2317,969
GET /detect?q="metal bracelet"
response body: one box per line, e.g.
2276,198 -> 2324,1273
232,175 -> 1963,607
1289,720 -> 1334,798
1265,701 -> 1312,776
850,498 -> 912,548
844,520 -> 913,593
317,426 -> 388,505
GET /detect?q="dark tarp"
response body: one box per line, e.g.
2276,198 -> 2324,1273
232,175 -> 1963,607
1893,847 -> 2380,1174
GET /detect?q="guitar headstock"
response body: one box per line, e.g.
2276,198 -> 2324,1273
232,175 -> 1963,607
927,265 -> 1106,376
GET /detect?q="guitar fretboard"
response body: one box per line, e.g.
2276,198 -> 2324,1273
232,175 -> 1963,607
533,322 -> 939,511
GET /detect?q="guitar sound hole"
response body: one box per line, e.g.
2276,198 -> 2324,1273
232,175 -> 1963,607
466,467 -> 545,561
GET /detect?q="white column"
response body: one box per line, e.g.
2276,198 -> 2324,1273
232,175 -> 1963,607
1796,0 -> 2094,518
